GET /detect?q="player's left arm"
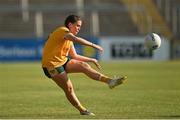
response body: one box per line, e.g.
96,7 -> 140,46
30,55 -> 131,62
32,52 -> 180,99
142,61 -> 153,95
69,44 -> 101,69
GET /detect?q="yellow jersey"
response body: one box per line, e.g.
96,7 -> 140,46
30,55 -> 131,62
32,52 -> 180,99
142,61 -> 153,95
42,27 -> 72,67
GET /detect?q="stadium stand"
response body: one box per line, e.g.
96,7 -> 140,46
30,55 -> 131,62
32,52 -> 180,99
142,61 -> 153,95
0,0 -> 179,39
0,0 -> 138,38
121,0 -> 173,39
153,0 -> 180,38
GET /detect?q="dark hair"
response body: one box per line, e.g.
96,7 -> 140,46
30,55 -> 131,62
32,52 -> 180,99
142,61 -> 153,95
64,15 -> 81,28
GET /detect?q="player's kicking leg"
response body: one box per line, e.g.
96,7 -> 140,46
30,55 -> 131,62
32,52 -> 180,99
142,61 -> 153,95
65,59 -> 127,89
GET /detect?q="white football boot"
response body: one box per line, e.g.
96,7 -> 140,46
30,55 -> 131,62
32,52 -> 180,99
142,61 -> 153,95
80,110 -> 95,116
108,75 -> 127,89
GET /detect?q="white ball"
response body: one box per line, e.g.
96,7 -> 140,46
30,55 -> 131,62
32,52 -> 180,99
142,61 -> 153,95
145,33 -> 161,50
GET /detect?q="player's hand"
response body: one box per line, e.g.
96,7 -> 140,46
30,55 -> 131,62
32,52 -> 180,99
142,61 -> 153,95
92,44 -> 104,52
91,58 -> 101,70
96,45 -> 104,52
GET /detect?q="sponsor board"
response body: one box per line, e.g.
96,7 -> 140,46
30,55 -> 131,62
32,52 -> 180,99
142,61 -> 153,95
0,37 -> 99,61
100,36 -> 170,61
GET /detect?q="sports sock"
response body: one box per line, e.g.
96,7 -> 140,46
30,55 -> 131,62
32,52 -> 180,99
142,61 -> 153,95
98,74 -> 111,83
75,104 -> 87,112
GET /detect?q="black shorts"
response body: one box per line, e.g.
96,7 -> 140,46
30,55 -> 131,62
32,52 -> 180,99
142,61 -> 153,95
42,58 -> 70,78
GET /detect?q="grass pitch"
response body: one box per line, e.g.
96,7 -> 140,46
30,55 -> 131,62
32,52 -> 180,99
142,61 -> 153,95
0,61 -> 180,119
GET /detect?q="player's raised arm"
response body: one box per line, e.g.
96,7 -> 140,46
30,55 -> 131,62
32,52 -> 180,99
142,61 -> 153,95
64,33 -> 103,52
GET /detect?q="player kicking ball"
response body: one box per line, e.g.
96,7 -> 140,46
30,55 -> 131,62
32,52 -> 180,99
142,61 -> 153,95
41,15 -> 127,116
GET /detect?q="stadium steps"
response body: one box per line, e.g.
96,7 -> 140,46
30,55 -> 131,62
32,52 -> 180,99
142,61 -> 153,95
0,0 -> 139,37
121,0 -> 173,39
94,0 -> 138,36
0,12 -> 35,37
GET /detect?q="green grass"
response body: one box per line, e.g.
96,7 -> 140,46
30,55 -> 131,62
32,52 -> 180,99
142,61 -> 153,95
0,61 -> 180,119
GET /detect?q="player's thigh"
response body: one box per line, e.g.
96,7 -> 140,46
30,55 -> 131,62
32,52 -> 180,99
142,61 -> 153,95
65,59 -> 90,73
52,73 -> 73,92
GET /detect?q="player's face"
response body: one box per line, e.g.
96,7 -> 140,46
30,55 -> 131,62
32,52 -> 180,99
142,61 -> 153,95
69,20 -> 82,35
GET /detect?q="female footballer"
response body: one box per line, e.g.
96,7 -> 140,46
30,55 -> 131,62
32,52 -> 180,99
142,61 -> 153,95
41,15 -> 127,116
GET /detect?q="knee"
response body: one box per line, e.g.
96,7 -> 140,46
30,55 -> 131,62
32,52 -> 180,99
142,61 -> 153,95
66,86 -> 73,94
64,84 -> 74,94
